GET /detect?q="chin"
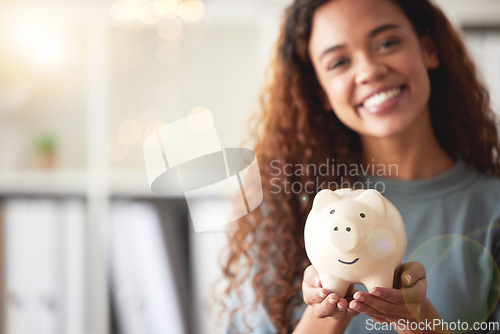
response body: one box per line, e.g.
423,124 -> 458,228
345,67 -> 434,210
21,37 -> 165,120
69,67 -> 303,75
362,111 -> 425,138
360,121 -> 414,139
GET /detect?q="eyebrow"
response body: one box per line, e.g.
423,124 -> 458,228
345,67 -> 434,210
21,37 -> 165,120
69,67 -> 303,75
318,23 -> 402,62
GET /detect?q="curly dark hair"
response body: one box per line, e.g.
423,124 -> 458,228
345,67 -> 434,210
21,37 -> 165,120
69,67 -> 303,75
219,0 -> 500,332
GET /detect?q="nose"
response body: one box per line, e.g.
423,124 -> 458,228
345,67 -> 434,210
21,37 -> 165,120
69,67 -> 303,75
330,219 -> 361,253
354,54 -> 389,85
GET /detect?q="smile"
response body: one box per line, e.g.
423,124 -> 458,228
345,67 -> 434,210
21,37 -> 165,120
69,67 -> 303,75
362,86 -> 404,108
338,258 -> 359,265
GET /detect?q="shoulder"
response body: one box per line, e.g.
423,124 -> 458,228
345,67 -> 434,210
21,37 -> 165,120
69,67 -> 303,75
463,169 -> 500,218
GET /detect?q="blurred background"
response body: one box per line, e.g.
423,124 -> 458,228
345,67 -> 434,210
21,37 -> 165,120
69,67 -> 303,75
0,0 -> 498,333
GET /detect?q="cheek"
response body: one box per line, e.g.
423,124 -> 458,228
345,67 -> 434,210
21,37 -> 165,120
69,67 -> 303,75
399,54 -> 432,100
325,78 -> 356,118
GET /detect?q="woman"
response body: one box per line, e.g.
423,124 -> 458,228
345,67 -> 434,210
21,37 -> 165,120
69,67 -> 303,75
220,0 -> 500,333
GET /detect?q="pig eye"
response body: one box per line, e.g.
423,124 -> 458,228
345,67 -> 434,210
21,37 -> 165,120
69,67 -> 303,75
360,213 -> 366,218
334,226 -> 338,231
330,209 -> 335,214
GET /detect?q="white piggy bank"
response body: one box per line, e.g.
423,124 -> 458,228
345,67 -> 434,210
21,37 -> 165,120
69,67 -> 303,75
304,188 -> 407,297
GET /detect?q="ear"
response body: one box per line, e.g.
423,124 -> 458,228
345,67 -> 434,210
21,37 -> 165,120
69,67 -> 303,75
421,36 -> 440,70
312,189 -> 340,211
355,189 -> 387,218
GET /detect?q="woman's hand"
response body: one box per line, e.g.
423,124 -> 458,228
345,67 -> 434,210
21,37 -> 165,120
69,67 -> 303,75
302,265 -> 359,320
348,262 -> 438,333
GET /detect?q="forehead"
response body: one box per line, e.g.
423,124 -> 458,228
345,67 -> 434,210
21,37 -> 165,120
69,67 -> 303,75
308,0 -> 410,57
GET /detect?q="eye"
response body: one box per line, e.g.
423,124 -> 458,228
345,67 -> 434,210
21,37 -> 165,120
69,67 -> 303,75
328,58 -> 349,71
360,213 -> 366,218
334,226 -> 338,231
377,37 -> 401,51
330,209 -> 335,214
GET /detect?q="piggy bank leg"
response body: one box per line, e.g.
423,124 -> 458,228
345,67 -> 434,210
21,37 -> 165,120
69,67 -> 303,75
319,274 -> 351,298
363,271 -> 394,292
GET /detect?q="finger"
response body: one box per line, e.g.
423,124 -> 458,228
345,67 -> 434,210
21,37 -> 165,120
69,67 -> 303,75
349,299 -> 402,323
401,279 -> 427,303
398,262 -> 426,288
303,265 -> 321,287
365,288 -> 403,304
354,287 -> 425,321
363,283 -> 426,306
302,265 -> 330,305
351,291 -> 408,319
312,293 -> 340,318
302,283 -> 333,305
332,298 -> 348,319
337,297 -> 353,311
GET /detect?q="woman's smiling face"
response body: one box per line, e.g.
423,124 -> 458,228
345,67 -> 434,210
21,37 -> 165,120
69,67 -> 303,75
308,0 -> 439,139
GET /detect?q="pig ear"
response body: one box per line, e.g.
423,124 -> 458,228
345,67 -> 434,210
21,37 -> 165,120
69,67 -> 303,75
312,189 -> 340,211
355,189 -> 386,217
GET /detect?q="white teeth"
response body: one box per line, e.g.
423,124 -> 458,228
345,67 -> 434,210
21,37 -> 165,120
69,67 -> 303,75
363,87 -> 402,108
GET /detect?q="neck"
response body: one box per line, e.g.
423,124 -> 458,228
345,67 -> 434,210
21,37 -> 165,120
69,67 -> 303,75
360,111 -> 454,180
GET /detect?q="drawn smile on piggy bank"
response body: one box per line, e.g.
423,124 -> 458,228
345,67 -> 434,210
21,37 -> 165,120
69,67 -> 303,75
338,258 -> 359,265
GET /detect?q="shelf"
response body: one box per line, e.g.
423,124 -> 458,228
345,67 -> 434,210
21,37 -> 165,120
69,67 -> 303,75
0,169 -> 251,199
0,170 -> 193,198
0,170 -> 88,196
109,170 -> 174,198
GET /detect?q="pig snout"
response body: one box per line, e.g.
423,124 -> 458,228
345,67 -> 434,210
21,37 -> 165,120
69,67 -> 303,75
330,219 -> 361,252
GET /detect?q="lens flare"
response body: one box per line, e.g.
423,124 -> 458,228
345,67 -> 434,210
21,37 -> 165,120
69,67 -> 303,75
406,234 -> 500,331
366,228 -> 396,258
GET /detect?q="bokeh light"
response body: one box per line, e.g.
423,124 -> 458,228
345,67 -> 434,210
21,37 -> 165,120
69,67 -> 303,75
110,1 -> 140,23
187,106 -> 213,133
178,0 -> 205,23
157,18 -> 183,40
110,0 -> 187,24
144,120 -> 167,141
118,119 -> 143,145
139,5 -> 162,25
153,0 -> 180,18
2,11 -> 83,92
